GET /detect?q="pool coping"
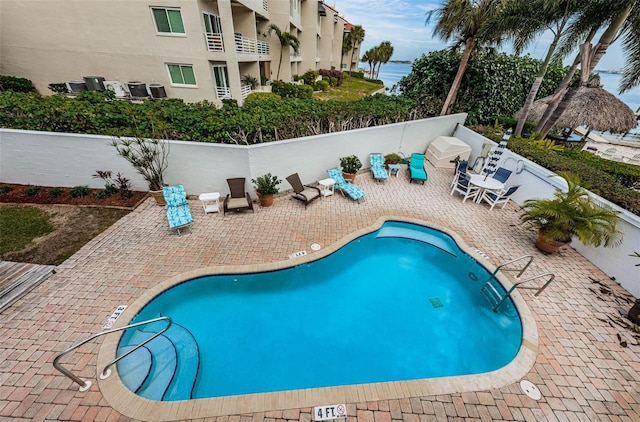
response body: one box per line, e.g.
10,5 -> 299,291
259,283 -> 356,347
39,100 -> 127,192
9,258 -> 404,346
96,216 -> 539,421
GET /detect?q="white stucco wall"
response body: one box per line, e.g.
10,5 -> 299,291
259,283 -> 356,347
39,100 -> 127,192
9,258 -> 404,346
454,125 -> 640,298
0,113 -> 466,196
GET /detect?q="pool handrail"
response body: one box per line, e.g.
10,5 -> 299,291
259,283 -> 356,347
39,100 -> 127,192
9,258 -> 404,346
53,316 -> 172,391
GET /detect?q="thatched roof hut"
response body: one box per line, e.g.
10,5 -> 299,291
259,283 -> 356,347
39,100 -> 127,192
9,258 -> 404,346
515,76 -> 637,134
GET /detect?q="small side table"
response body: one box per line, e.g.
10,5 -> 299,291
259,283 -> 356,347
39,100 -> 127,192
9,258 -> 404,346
199,192 -> 220,214
388,164 -> 401,177
318,178 -> 335,199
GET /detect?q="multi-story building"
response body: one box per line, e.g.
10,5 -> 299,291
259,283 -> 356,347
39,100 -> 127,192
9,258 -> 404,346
0,1 -> 359,105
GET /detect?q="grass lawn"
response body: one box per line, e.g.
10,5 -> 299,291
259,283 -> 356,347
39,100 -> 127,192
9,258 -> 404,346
313,76 -> 385,101
0,205 -> 53,255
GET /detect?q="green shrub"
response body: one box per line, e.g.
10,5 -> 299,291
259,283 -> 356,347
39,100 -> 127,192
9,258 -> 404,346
26,186 -> 41,196
296,84 -> 313,99
0,75 -> 36,93
0,185 -> 15,195
301,69 -> 319,85
365,78 -> 384,85
351,71 -> 365,79
47,187 -> 65,198
70,185 -> 90,198
314,80 -> 329,92
48,83 -> 68,94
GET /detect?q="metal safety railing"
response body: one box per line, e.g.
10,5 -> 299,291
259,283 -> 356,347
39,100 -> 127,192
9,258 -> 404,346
53,316 -> 171,391
482,255 -> 555,312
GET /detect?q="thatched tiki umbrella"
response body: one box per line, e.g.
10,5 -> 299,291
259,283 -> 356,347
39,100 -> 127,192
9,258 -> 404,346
516,43 -> 637,135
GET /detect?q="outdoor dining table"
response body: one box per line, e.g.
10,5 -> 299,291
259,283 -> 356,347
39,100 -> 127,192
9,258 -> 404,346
468,174 -> 505,203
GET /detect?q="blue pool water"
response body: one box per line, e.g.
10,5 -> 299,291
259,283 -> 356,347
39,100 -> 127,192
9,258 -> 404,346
119,221 -> 522,400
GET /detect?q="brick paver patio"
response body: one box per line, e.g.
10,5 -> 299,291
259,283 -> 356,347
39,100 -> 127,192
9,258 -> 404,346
1,166 -> 638,421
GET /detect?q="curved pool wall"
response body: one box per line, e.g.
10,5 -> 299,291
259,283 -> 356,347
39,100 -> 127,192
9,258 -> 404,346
98,216 -> 539,421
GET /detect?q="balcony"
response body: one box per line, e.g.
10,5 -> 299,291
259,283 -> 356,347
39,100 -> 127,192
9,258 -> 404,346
241,84 -> 252,99
235,34 -> 258,54
257,40 -> 270,55
204,32 -> 224,52
215,86 -> 231,99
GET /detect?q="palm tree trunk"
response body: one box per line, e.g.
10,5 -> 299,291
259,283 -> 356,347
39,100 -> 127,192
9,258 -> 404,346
440,37 -> 474,116
277,48 -> 284,80
538,5 -> 632,135
515,31 -> 561,136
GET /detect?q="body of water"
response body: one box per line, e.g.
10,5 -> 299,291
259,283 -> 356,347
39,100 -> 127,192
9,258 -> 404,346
369,62 -> 640,140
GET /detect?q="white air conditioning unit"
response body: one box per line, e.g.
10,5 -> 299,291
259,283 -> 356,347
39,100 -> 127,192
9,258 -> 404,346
103,81 -> 129,97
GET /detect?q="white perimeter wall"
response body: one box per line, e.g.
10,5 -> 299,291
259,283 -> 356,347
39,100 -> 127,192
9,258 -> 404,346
0,114 -> 465,194
454,125 -> 640,298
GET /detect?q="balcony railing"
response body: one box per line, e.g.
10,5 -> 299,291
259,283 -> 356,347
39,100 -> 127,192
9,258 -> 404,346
290,49 -> 301,58
241,85 -> 252,99
204,32 -> 224,52
257,40 -> 270,55
235,34 -> 258,54
263,0 -> 268,11
215,86 -> 231,99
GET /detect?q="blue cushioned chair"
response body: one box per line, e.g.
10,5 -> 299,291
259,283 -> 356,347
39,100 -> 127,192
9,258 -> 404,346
162,184 -> 193,235
327,168 -> 365,201
369,153 -> 388,182
492,167 -> 512,184
480,185 -> 520,210
409,153 -> 427,184
450,172 -> 480,203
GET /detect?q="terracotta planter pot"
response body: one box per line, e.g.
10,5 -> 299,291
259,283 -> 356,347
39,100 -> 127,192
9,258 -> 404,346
149,190 -> 166,206
534,234 -> 569,253
257,193 -> 274,207
342,171 -> 356,183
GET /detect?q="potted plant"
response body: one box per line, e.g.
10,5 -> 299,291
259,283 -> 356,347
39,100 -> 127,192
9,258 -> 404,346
339,155 -> 362,182
384,153 -> 402,168
521,172 -> 622,253
111,136 -> 169,205
252,173 -> 282,207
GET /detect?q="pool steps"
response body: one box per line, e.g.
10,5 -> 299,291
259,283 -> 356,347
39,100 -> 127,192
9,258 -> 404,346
117,322 -> 200,401
375,226 -> 458,257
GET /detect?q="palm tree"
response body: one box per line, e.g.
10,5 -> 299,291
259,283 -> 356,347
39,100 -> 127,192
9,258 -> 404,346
536,1 -> 636,136
375,41 -> 394,79
361,49 -> 374,77
348,25 -> 365,75
490,0 -> 581,135
426,0 -> 506,116
267,24 -> 300,81
341,34 -> 353,72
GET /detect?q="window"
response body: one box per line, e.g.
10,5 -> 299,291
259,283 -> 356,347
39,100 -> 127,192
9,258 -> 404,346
167,64 -> 196,86
152,7 -> 185,34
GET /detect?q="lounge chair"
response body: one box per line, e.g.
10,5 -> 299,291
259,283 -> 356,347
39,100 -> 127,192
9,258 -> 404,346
624,153 -> 640,165
369,153 -> 388,182
480,185 -> 521,210
286,173 -> 321,207
162,184 -> 193,235
450,172 -> 480,203
599,147 -> 618,160
223,178 -> 254,215
492,167 -> 512,183
326,168 -> 365,201
409,153 -> 427,184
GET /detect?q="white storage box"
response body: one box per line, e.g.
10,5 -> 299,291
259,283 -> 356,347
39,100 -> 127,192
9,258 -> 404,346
425,136 -> 472,168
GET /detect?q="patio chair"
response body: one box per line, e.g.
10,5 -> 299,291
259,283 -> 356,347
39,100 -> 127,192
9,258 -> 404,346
492,167 -> 512,183
409,153 -> 427,184
450,172 -> 480,203
326,168 -> 365,201
162,184 -> 193,235
451,160 -> 468,187
369,153 -> 388,182
480,185 -> 521,210
286,173 -> 321,207
223,178 -> 254,215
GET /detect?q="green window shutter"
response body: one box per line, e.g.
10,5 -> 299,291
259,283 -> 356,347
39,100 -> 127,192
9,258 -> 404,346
181,66 -> 196,85
168,65 -> 183,84
153,8 -> 171,33
167,10 -> 185,33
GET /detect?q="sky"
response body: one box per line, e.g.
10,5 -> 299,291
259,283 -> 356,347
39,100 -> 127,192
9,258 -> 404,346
333,0 -> 626,71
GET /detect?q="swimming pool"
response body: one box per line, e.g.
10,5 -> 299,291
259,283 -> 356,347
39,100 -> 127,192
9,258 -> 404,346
115,220 -> 523,402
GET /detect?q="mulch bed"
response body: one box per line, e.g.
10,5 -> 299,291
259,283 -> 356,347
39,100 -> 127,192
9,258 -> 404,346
0,183 -> 148,208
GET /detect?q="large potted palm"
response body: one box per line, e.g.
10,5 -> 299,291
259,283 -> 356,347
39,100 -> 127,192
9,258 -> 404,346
521,173 -> 622,253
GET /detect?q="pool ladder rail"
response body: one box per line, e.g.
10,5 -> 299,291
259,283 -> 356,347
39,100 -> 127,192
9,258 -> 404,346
481,255 -> 555,312
52,316 -> 172,391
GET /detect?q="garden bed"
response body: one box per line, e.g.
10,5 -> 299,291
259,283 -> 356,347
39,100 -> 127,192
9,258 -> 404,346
0,183 -> 147,209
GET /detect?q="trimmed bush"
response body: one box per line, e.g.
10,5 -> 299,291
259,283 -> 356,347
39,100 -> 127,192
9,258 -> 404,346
70,185 -> 90,198
0,75 -> 36,93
